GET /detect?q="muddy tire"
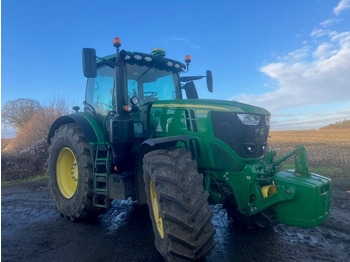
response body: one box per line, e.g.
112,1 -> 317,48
224,199 -> 277,229
143,148 -> 215,262
48,123 -> 104,221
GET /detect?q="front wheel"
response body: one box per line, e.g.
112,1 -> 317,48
48,123 -> 104,221
143,148 -> 215,262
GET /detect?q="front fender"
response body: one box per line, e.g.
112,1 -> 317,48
135,135 -> 191,204
47,113 -> 105,144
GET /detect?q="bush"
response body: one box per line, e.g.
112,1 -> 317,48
10,108 -> 67,153
1,139 -> 49,181
1,96 -> 71,181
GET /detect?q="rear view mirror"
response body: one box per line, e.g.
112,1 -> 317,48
82,48 -> 97,78
206,70 -> 213,93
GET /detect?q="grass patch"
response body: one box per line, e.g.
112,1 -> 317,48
1,174 -> 48,187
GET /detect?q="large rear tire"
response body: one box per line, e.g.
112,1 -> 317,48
48,123 -> 104,221
143,148 -> 215,262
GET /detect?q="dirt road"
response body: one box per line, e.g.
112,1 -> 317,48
2,178 -> 350,262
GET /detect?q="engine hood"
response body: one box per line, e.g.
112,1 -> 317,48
151,99 -> 270,115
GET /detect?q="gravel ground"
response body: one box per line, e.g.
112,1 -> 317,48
2,178 -> 350,262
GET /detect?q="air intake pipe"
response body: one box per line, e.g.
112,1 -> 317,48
110,50 -> 134,165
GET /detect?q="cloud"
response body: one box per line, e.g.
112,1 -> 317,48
234,31 -> 350,111
333,0 -> 350,15
231,28 -> 350,129
320,18 -> 342,27
278,46 -> 310,61
169,36 -> 200,49
312,43 -> 337,60
310,28 -> 336,38
271,106 -> 350,130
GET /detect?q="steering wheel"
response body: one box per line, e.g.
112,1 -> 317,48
144,91 -> 158,97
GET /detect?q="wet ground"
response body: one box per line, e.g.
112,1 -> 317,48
2,178 -> 350,262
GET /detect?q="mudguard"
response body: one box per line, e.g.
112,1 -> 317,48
47,112 -> 105,144
135,135 -> 191,204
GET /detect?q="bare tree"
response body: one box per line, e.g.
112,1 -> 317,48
8,96 -> 72,152
1,98 -> 41,128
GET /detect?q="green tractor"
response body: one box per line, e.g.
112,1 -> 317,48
47,37 -> 332,261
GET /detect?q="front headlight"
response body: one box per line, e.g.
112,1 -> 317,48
237,114 -> 261,126
130,96 -> 139,105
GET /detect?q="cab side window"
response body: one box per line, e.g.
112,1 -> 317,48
86,66 -> 114,114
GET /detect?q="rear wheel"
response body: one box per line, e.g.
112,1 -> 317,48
48,123 -> 104,221
143,148 -> 215,262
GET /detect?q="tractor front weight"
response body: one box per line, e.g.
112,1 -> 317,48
206,146 -> 332,228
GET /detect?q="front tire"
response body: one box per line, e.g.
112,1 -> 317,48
143,148 -> 215,262
48,123 -> 104,221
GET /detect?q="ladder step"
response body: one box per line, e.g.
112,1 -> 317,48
93,144 -> 110,208
95,188 -> 107,193
93,194 -> 110,208
96,177 -> 106,182
95,173 -> 107,177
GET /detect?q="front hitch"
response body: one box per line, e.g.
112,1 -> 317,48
271,145 -> 311,176
240,146 -> 331,227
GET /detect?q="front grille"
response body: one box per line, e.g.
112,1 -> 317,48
211,111 -> 269,158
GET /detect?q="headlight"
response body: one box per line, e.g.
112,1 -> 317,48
237,114 -> 261,126
134,55 -> 142,60
265,116 -> 270,126
130,96 -> 139,105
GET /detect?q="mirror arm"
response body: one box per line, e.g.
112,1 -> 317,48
180,76 -> 205,82
96,56 -> 116,68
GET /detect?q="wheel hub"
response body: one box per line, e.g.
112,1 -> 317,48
150,180 -> 164,239
56,147 -> 79,199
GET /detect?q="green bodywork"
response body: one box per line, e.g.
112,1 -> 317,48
149,100 -> 331,227
76,112 -> 107,143
56,49 -> 331,229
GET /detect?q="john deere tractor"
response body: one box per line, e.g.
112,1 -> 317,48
47,37 -> 331,261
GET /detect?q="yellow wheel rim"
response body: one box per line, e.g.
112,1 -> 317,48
150,180 -> 164,239
56,147 -> 78,199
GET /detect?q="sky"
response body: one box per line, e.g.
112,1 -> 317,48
2,0 -> 350,137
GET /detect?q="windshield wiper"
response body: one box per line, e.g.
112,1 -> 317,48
133,62 -> 158,85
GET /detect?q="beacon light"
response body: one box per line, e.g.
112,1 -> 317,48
113,37 -> 121,48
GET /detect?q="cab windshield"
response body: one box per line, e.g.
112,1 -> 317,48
126,63 -> 180,105
85,63 -> 180,114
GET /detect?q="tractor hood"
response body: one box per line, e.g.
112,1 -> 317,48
151,99 -> 270,116
150,99 -> 271,160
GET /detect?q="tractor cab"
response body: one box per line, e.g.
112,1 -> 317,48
84,51 -> 183,116
82,38 -> 213,146
83,38 -> 213,119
